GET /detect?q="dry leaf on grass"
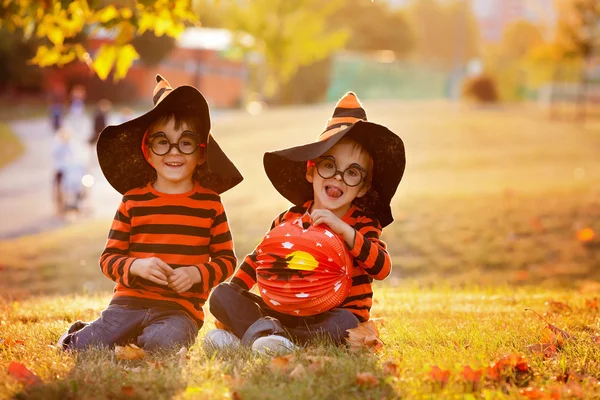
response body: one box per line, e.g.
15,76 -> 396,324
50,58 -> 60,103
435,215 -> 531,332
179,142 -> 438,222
8,362 -> 41,386
355,372 -> 379,387
305,355 -> 333,371
519,386 -> 560,399
545,300 -> 572,314
269,354 -> 294,373
485,353 -> 531,382
121,385 -> 136,397
526,343 -> 557,358
461,366 -> 482,383
346,321 -> 384,352
429,366 -> 450,387
382,360 -> 401,377
289,364 -> 306,379
176,346 -> 189,368
146,361 -> 165,369
1,338 -> 26,347
585,298 -> 598,311
526,309 -> 572,349
224,368 -> 247,387
115,344 -> 145,360
561,382 -> 585,398
232,391 -> 243,400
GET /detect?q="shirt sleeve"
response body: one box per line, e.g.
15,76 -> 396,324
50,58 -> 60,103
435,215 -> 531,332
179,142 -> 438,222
230,210 -> 286,290
193,200 -> 238,293
99,197 -> 138,287
346,215 -> 391,280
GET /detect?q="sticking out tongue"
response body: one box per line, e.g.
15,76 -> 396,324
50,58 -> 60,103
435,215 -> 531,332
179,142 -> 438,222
326,186 -> 343,198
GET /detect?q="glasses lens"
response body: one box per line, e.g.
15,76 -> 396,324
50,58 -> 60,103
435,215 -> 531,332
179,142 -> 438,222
343,166 -> 364,186
317,159 -> 336,178
178,136 -> 199,154
150,137 -> 170,155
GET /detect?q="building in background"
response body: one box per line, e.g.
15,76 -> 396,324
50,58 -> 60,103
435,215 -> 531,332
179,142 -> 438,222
472,0 -> 556,42
45,28 -> 247,108
387,0 -> 557,42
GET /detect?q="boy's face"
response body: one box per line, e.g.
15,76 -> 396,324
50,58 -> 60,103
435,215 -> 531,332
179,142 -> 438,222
306,141 -> 370,216
147,118 -> 206,187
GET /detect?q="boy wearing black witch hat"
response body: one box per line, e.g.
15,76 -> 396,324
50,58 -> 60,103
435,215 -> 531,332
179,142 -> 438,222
58,75 -> 243,351
205,92 -> 405,353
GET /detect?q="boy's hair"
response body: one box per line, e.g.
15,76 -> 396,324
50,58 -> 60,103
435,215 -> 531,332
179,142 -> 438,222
141,109 -> 208,162
147,109 -> 208,144
314,137 -> 373,186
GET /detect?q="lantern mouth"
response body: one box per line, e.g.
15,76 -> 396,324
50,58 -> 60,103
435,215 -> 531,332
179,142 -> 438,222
255,216 -> 353,316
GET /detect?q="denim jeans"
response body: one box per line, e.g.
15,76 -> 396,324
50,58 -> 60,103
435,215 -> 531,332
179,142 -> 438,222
61,304 -> 199,351
209,282 -> 359,346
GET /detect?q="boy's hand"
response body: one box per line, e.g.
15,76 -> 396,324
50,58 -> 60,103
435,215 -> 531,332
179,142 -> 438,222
130,257 -> 174,285
168,267 -> 201,293
311,209 -> 356,248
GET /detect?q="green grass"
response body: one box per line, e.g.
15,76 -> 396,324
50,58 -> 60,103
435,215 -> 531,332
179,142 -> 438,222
0,122 -> 24,170
1,287 -> 600,399
1,102 -> 600,398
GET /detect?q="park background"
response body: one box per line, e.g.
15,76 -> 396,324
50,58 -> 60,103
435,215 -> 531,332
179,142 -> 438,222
1,1 -> 600,399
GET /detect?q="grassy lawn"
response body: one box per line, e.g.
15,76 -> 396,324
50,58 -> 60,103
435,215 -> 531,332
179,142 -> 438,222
1,101 -> 600,398
1,288 -> 600,399
0,122 -> 24,170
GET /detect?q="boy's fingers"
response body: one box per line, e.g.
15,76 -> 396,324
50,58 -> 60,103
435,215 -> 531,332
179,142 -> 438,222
170,275 -> 185,287
147,275 -> 168,285
151,270 -> 168,282
154,259 -> 174,275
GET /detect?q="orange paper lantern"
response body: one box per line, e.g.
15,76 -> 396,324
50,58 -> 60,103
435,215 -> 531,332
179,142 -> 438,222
255,214 -> 353,316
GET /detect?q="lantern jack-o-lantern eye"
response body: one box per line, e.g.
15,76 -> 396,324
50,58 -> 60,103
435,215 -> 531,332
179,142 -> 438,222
255,215 -> 353,316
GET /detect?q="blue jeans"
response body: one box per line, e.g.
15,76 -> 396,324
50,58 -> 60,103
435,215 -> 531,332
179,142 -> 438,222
209,282 -> 359,345
61,304 -> 198,351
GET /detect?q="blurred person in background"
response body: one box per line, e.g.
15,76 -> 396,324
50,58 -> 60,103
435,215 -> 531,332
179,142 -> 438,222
89,99 -> 112,146
68,85 -> 87,140
52,127 -> 75,216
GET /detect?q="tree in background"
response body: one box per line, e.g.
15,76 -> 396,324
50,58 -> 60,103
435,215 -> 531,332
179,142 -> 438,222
406,0 -> 479,70
0,0 -> 197,81
0,28 -> 44,93
555,0 -> 600,120
280,0 -> 415,104
483,21 -> 546,101
211,0 -> 348,99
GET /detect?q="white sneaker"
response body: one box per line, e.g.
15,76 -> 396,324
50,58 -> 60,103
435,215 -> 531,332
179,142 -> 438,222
204,329 -> 241,352
252,335 -> 298,355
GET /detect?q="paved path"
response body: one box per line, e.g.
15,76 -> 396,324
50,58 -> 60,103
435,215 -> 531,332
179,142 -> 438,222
0,114 -> 122,239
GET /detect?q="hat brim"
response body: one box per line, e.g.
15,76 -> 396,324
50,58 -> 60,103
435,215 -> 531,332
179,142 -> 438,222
263,121 -> 405,228
97,86 -> 243,195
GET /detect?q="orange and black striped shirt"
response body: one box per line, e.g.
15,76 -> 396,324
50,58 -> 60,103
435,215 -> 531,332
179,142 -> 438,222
231,201 -> 391,322
100,181 -> 237,327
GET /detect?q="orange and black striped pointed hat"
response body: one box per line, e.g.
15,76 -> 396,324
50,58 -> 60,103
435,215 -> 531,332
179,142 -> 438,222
263,92 -> 405,228
97,74 -> 243,195
319,92 -> 367,141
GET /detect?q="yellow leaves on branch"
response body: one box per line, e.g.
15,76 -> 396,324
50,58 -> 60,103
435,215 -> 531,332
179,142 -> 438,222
5,0 -> 197,80
346,320 -> 384,352
92,44 -> 139,81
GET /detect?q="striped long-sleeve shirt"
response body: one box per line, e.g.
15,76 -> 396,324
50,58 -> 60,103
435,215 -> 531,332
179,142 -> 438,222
231,201 -> 391,322
100,181 -> 237,327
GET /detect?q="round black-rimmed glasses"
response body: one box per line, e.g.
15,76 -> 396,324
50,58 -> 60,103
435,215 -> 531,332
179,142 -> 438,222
314,157 -> 367,187
148,132 -> 203,156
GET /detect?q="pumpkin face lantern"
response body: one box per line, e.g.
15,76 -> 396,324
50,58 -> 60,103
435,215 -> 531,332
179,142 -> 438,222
255,213 -> 353,316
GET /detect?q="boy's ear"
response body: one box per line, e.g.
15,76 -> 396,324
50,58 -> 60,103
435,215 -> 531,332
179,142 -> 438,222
196,146 -> 207,166
305,166 -> 314,183
356,181 -> 371,198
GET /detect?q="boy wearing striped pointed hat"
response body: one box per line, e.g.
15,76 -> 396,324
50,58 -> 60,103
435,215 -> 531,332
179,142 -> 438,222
205,92 -> 405,353
57,75 -> 243,351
